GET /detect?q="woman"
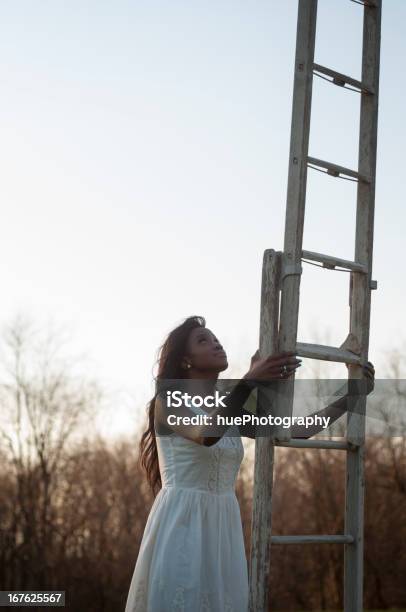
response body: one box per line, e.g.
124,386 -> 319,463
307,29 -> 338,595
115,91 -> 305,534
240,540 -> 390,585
125,316 -> 375,611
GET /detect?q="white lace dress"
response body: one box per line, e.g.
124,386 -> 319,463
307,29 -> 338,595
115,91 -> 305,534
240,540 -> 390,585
124,403 -> 248,612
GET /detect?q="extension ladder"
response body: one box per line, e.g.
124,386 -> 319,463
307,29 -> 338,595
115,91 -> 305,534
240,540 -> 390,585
248,1 -> 381,611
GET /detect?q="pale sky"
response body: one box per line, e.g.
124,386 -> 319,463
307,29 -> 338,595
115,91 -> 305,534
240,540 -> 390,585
1,1 -> 405,436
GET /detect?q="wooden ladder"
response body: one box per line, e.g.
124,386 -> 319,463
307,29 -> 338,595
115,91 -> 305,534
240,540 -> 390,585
248,1 -> 381,611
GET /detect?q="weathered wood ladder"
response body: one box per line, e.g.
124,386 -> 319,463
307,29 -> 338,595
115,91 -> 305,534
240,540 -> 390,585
248,1 -> 382,610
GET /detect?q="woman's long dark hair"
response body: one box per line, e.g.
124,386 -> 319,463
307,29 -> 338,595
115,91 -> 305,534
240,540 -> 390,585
139,316 -> 206,497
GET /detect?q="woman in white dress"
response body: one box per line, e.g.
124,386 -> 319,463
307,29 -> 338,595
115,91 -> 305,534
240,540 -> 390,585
125,316 -> 374,611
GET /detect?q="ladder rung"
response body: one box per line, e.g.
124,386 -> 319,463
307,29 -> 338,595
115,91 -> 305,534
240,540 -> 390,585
296,342 -> 361,364
307,156 -> 370,183
271,534 -> 354,545
275,439 -> 353,451
350,0 -> 378,7
301,250 -> 368,273
313,63 -> 374,94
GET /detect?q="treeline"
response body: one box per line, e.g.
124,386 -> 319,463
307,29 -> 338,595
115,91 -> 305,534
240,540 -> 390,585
0,436 -> 405,610
0,438 -> 146,611
1,319 -> 405,610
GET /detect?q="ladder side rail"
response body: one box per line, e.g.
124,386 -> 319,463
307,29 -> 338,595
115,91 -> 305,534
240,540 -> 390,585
250,2 -> 318,610
344,2 -> 382,611
278,0 -> 318,446
249,250 -> 282,612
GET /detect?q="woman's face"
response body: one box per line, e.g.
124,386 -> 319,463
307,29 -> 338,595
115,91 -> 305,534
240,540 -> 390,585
184,327 -> 228,373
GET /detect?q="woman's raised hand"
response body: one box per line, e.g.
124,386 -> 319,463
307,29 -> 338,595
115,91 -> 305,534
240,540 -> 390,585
346,360 -> 375,395
244,350 -> 302,382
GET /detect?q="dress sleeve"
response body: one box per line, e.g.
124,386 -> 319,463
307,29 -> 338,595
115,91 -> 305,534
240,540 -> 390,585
222,380 -> 258,439
231,380 -> 276,439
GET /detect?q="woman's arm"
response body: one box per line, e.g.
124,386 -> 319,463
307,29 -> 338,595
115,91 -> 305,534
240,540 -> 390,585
291,362 -> 376,439
237,363 -> 376,441
291,387 -> 350,439
233,389 -> 353,440
235,385 -> 357,440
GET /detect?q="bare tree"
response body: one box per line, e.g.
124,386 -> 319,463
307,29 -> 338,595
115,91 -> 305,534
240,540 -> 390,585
0,315 -> 102,589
